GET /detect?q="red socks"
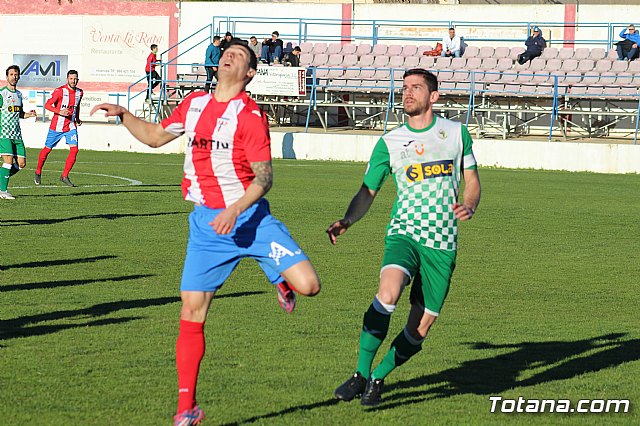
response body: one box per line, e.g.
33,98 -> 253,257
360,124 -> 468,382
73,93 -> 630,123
36,147 -> 52,174
176,319 -> 205,412
62,145 -> 78,177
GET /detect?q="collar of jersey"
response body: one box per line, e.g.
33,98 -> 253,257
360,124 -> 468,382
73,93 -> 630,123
405,115 -> 437,133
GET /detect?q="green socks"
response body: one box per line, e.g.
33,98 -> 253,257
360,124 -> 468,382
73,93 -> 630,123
0,164 -> 10,191
372,327 -> 424,380
356,300 -> 392,379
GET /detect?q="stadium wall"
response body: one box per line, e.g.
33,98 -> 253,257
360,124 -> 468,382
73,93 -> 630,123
20,123 -> 640,175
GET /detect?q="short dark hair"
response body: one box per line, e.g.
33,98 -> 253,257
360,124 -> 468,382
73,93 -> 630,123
449,27 -> 455,31
225,32 -> 233,37
403,68 -> 438,93
150,44 -> 158,50
250,36 -> 257,40
213,35 -> 221,42
228,39 -> 258,71
293,46 -> 301,52
67,70 -> 78,77
272,31 -> 279,37
6,65 -> 19,76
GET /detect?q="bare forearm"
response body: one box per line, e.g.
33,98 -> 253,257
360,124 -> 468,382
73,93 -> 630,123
120,111 -> 170,147
462,171 -> 481,213
343,184 -> 376,227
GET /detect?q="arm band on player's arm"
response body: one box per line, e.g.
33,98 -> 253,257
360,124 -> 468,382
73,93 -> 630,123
343,184 -> 376,227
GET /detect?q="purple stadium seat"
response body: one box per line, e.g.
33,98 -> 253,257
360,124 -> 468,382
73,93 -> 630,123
344,68 -> 361,79
607,48 -> 618,60
328,68 -> 344,78
513,60 -> 531,71
599,72 -> 617,86
545,58 -> 562,72
504,83 -> 521,95
573,48 -> 590,60
404,56 -> 419,68
616,72 -> 633,85
486,83 -> 505,94
478,46 -> 495,59
419,56 -> 435,69
570,85 -> 587,95
300,42 -> 314,53
371,44 -> 388,55
436,70 -> 454,81
359,68 -> 375,79
620,86 -> 638,96
358,55 -> 375,67
464,46 -> 480,57
595,60 -> 612,73
342,44 -> 357,55
500,71 -> 518,83
328,54 -> 344,67
450,57 -> 466,69
401,45 -> 418,57
373,55 -> 390,67
475,69 -> 500,82
465,57 -> 482,69
387,45 -> 403,56
611,60 -> 629,73
563,72 -> 582,85
581,71 -> 600,85
312,43 -> 328,55
300,53 -> 314,67
418,45 -> 433,55
586,85 -> 604,96
529,57 -> 546,71
532,71 -> 551,83
628,61 -> 640,73
312,54 -> 329,67
541,47 -> 559,59
494,47 -> 510,58
434,57 -> 452,69
342,54 -> 358,68
356,44 -> 372,56
577,59 -> 595,73
480,58 -> 498,71
439,81 -> 456,93
589,48 -> 606,61
602,86 -> 621,98
558,48 -> 574,60
327,43 -> 342,55
560,59 -> 578,72
510,46 -> 525,60
516,71 -> 534,83
389,55 -> 405,68
451,70 -> 470,81
373,69 -> 391,79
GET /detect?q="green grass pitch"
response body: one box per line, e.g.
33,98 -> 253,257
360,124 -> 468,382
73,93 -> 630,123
1,148 -> 638,425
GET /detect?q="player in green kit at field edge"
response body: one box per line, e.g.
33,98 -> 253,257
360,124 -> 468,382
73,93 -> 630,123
0,65 -> 37,199
327,68 -> 481,406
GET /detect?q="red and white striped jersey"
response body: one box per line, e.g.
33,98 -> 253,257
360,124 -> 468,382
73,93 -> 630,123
46,85 -> 83,132
161,91 -> 272,209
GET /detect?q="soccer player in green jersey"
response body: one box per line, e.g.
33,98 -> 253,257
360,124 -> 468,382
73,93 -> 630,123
327,68 -> 481,406
0,65 -> 37,199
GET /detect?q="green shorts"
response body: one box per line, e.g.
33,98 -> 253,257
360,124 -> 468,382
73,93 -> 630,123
381,233 -> 456,316
0,138 -> 26,158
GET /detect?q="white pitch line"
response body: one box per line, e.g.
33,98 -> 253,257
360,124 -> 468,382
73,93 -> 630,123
11,171 -> 143,189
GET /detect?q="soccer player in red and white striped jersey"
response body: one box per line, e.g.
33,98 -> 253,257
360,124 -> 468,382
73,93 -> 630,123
35,70 -> 83,187
91,41 -> 321,425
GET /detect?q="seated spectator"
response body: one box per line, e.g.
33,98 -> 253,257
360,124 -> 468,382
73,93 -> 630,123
441,27 -> 461,58
261,31 -> 284,64
517,26 -> 546,65
283,46 -> 301,67
248,36 -> 262,60
616,24 -> 640,61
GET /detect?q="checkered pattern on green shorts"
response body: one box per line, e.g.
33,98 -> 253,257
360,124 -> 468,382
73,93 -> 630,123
388,176 -> 458,250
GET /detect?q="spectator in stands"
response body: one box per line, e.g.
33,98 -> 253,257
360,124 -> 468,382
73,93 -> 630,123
283,46 -> 301,67
441,27 -> 461,58
517,26 -> 546,65
145,43 -> 160,100
220,32 -> 234,53
249,36 -> 262,60
616,24 -> 640,61
261,31 -> 284,64
204,36 -> 221,93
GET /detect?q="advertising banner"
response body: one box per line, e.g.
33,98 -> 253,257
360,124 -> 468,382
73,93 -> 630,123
247,66 -> 306,96
82,16 -> 169,83
13,55 -> 68,88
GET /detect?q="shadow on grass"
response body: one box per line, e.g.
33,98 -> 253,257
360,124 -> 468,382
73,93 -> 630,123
221,398 -> 340,426
0,291 -> 266,341
19,187 -> 180,198
1,255 -> 117,270
0,273 -> 155,292
369,333 -> 639,410
0,211 -> 186,226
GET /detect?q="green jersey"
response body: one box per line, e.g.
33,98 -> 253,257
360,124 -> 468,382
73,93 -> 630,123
363,116 -> 477,251
0,86 -> 24,140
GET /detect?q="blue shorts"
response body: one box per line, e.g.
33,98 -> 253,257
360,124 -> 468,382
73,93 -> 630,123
180,199 -> 309,292
45,129 -> 78,148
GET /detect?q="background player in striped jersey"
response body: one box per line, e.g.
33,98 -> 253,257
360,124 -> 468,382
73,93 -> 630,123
328,68 -> 481,406
91,40 -> 321,426
0,65 -> 36,200
35,70 -> 83,187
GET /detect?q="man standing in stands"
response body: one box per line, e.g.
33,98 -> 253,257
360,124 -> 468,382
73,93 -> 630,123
204,36 -> 221,93
517,26 -> 546,65
616,24 -> 639,61
35,70 -> 83,187
441,27 -> 461,58
219,32 -> 234,54
145,43 -> 160,100
261,31 -> 284,64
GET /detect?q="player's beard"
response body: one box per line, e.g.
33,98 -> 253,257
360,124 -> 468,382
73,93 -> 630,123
404,96 -> 430,117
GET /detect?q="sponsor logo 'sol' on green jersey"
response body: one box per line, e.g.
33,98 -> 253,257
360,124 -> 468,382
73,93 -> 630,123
363,116 -> 477,251
0,86 -> 24,140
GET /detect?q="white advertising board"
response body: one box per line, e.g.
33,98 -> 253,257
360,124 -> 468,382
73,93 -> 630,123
247,66 -> 306,96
